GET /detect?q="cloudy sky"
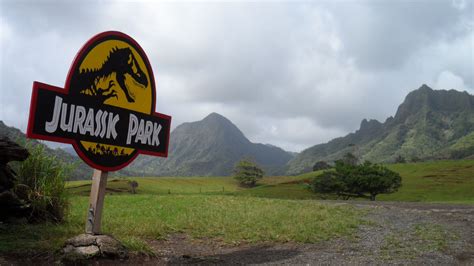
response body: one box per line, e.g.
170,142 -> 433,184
1,0 -> 473,152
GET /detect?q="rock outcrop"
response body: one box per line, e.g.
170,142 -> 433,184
0,137 -> 30,221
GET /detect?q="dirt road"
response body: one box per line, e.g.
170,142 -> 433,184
141,201 -> 474,265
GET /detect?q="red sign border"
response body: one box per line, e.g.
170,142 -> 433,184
27,31 -> 171,172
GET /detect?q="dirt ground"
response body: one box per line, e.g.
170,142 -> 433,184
1,201 -> 473,265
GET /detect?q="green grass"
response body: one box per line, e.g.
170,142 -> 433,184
237,160 -> 474,204
67,176 -> 241,196
235,184 -> 318,200
0,195 -> 362,254
68,160 -> 474,203
378,160 -> 474,203
2,159 -> 472,255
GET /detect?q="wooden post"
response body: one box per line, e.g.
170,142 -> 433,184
86,169 -> 108,235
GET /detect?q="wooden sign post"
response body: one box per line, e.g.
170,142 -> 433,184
26,31 -> 171,236
86,169 -> 108,234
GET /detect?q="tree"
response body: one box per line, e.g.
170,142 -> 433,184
394,155 -> 406,163
410,156 -> 421,163
311,161 -> 401,201
233,159 -> 264,187
342,152 -> 358,166
312,161 -> 331,171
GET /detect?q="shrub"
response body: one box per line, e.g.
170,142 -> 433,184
15,142 -> 72,222
312,161 -> 331,171
341,152 -> 358,166
233,159 -> 264,187
394,155 -> 406,163
311,161 -> 401,201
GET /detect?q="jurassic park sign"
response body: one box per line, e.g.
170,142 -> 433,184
27,31 -> 171,171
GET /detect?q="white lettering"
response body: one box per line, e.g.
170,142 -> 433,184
135,119 -> 145,144
60,103 -> 74,132
73,106 -> 86,134
106,113 -> 119,140
127,114 -> 138,145
152,123 -> 162,146
100,111 -> 108,138
144,121 -> 153,144
42,99 -> 163,148
94,110 -> 103,137
45,96 -> 62,133
84,108 -> 95,136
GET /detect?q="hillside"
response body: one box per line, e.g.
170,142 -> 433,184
0,120 -> 92,180
287,85 -> 474,174
127,113 -> 293,176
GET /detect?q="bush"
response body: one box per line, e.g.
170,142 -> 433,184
311,171 -> 346,195
312,161 -> 331,171
233,159 -> 264,187
394,155 -> 406,163
15,142 -> 72,222
311,161 -> 401,201
341,152 -> 358,166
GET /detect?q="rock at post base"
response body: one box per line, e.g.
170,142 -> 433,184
62,234 -> 128,262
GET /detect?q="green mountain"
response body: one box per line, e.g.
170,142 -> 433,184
287,85 -> 474,174
0,120 -> 92,180
128,113 -> 294,176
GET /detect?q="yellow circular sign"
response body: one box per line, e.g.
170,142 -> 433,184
27,31 -> 171,171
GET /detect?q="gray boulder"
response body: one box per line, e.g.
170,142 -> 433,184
62,234 -> 128,262
0,137 -> 30,221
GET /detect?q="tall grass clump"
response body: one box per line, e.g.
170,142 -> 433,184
15,142 -> 72,222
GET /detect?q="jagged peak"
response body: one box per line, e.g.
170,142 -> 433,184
203,112 -> 227,121
201,112 -> 235,126
419,84 -> 432,91
360,118 -> 381,127
394,84 -> 473,122
358,118 -> 383,135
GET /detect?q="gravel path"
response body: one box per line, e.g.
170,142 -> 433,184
139,201 -> 474,265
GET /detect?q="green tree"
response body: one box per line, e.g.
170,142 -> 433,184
395,155 -> 406,163
233,159 -> 264,187
311,161 -> 401,201
342,152 -> 358,166
312,161 -> 331,171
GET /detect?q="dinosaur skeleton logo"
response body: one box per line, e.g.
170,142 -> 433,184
27,31 -> 171,171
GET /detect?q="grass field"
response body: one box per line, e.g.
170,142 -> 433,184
379,160 -> 474,203
1,159 -> 472,255
237,160 -> 474,203
67,176 -> 242,195
67,159 -> 474,202
0,195 -> 363,254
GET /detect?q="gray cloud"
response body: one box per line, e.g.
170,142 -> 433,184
0,0 -> 472,152
329,0 -> 473,70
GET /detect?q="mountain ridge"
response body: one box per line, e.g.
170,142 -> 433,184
286,85 -> 474,174
2,84 -> 472,178
127,112 -> 294,176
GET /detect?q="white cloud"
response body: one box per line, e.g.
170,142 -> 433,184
434,71 -> 467,91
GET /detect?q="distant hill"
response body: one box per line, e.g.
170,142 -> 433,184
0,121 -> 92,180
287,85 -> 474,174
128,113 -> 294,176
